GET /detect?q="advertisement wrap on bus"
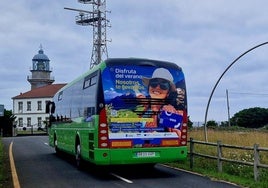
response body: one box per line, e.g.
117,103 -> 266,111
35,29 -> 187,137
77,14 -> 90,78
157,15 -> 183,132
101,65 -> 187,149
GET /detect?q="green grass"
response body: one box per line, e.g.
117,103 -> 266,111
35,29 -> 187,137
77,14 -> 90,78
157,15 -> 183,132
0,138 -> 12,188
165,127 -> 268,188
167,156 -> 268,188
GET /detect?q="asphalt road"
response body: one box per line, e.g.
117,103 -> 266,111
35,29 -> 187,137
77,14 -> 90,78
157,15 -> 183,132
2,136 -> 242,188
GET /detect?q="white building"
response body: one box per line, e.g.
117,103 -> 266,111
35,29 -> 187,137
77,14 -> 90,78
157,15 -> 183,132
12,84 -> 65,130
12,46 -> 66,131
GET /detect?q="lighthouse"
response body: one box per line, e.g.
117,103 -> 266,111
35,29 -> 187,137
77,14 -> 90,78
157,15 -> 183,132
27,45 -> 54,89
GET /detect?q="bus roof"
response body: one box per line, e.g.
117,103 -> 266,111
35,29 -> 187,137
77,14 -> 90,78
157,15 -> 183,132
53,58 -> 182,97
105,58 -> 182,70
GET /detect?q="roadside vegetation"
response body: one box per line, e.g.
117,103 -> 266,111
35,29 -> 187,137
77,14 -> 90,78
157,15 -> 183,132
168,127 -> 268,188
0,109 -> 15,137
0,138 -> 12,188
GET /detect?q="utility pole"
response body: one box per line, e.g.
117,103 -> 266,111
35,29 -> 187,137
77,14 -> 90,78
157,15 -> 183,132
226,89 -> 231,127
65,0 -> 110,69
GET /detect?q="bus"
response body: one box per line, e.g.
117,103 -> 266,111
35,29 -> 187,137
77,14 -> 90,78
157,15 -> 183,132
47,58 -> 188,167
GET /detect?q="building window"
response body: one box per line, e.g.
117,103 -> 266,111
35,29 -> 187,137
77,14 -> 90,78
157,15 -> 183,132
27,101 -> 31,111
27,117 -> 31,127
45,100 -> 50,107
18,102 -> 23,113
37,101 -> 42,111
18,118 -> 23,127
37,117 -> 42,127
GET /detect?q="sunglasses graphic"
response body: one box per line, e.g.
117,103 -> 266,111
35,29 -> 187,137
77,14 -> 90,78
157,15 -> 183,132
149,80 -> 170,90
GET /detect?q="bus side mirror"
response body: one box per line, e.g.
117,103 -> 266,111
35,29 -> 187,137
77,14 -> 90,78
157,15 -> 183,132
46,101 -> 55,114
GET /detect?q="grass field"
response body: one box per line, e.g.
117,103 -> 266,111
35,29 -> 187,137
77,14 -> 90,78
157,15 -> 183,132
169,127 -> 268,188
190,127 -> 268,146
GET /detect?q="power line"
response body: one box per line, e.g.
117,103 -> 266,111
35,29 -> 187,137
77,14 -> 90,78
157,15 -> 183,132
229,91 -> 268,96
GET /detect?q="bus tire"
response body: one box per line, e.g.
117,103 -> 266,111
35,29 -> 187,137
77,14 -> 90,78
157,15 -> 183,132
54,134 -> 59,154
75,142 -> 82,169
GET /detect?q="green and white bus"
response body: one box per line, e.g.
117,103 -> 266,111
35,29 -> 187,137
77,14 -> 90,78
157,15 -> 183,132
47,58 -> 188,167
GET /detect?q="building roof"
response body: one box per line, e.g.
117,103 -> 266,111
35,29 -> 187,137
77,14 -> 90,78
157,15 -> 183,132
33,48 -> 50,61
12,83 -> 66,99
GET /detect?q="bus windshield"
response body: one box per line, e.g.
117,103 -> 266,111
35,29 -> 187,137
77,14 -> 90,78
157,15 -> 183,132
102,63 -> 187,148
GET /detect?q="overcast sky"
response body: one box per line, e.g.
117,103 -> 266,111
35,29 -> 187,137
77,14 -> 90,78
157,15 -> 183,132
1,0 -> 268,122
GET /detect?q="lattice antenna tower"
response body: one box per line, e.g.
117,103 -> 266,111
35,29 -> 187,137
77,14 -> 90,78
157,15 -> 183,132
65,0 -> 110,69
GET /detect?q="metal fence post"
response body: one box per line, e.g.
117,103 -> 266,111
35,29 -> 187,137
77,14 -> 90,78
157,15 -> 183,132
253,144 -> 260,181
217,140 -> 222,172
190,137 -> 194,169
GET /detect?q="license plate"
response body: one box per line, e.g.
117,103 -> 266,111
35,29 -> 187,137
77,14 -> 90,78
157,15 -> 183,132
136,152 -> 156,158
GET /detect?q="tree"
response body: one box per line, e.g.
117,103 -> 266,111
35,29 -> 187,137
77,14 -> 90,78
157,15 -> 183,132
0,109 -> 16,136
219,121 -> 229,127
230,107 -> 268,128
206,120 -> 218,127
187,116 -> 193,128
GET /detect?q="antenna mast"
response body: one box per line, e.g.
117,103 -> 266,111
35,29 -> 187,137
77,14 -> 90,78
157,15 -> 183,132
65,0 -> 110,69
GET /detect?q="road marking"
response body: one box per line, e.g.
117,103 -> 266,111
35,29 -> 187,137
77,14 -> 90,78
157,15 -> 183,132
110,172 -> 133,184
9,141 -> 21,188
44,142 -> 49,146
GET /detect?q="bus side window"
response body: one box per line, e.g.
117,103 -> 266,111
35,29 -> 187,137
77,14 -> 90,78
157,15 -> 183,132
84,107 -> 95,122
83,74 -> 97,89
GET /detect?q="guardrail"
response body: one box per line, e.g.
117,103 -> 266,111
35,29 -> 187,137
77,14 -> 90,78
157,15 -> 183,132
189,138 -> 268,181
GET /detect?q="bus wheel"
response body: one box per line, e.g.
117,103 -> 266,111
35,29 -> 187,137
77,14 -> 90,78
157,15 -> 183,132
54,135 -> 59,154
75,143 -> 82,169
